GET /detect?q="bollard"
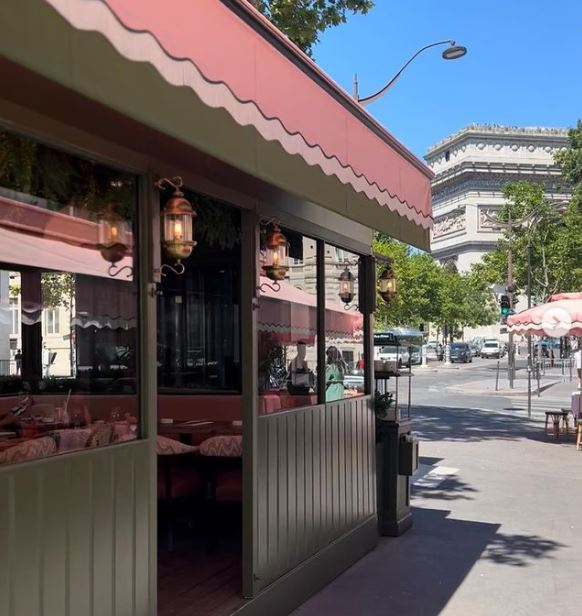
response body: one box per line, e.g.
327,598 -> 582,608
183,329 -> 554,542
445,343 -> 451,365
495,360 -> 500,391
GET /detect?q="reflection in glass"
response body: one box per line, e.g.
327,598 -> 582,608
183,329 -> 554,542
325,244 -> 365,400
0,130 -> 139,465
258,231 -> 318,413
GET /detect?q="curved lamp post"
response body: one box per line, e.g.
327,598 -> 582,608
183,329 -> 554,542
353,40 -> 467,106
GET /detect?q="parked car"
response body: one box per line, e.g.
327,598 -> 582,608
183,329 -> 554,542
376,344 -> 410,368
449,342 -> 472,363
481,340 -> 503,359
468,343 -> 480,358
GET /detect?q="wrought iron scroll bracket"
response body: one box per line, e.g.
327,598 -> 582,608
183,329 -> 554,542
108,264 -> 134,279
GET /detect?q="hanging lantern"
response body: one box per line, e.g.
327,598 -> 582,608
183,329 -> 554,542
338,266 -> 355,304
378,264 -> 397,302
159,179 -> 196,263
98,206 -> 130,264
263,223 -> 289,281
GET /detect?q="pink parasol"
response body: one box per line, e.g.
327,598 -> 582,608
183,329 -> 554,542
507,294 -> 582,337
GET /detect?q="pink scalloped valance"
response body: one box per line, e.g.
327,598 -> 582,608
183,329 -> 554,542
45,0 -> 432,230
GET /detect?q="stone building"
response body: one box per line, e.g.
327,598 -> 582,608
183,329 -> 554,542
425,124 -> 570,340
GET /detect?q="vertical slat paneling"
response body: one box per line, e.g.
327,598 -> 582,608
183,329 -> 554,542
255,396 -> 374,591
256,417 -> 269,579
266,420 -> 278,576
295,412 -> 305,565
113,448 -> 135,615
0,442 -> 152,616
40,463 -> 68,616
92,454 -> 115,616
13,468 -> 41,616
0,472 -> 12,616
134,445 -> 151,616
68,458 -> 93,616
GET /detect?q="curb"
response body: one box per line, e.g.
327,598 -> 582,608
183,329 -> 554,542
446,379 -> 562,397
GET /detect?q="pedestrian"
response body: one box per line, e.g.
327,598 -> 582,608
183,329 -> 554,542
574,340 -> 582,389
14,349 -> 22,375
325,346 -> 348,402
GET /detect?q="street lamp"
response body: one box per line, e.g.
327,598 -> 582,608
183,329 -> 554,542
353,40 -> 467,106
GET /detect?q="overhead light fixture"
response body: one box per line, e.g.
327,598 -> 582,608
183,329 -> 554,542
338,266 -> 355,305
378,263 -> 397,302
155,176 -> 196,276
442,42 -> 467,60
263,221 -> 289,282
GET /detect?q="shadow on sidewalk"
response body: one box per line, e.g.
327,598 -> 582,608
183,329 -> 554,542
293,508 -> 500,616
293,507 -> 565,616
412,405 -> 573,445
413,476 -> 478,501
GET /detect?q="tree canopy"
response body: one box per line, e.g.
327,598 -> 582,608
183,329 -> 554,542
373,236 -> 497,339
252,0 -> 374,56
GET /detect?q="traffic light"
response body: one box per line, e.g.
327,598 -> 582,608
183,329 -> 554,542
500,294 -> 510,317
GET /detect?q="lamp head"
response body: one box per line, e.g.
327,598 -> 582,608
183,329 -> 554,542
442,42 -> 467,60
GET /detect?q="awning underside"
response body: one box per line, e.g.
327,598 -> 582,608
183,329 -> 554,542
0,0 -> 433,249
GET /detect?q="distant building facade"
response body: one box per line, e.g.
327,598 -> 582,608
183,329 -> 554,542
425,124 -> 570,340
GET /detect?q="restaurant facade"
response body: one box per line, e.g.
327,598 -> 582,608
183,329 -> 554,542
0,1 -> 432,615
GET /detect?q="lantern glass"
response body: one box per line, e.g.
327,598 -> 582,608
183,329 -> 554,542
263,224 -> 289,281
99,212 -> 130,248
379,267 -> 397,301
98,209 -> 130,264
161,196 -> 196,262
338,267 -> 355,304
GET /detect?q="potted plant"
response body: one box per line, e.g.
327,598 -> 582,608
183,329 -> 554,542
375,390 -> 396,423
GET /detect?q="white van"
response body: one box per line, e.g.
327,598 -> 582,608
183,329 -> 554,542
481,340 -> 502,359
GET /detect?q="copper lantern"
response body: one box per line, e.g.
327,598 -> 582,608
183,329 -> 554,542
378,265 -> 397,302
98,206 -> 130,264
161,187 -> 196,262
338,266 -> 355,304
263,223 -> 289,281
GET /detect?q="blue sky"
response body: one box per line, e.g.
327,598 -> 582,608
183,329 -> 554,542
314,0 -> 582,159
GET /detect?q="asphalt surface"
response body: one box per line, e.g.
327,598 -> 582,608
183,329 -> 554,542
294,359 -> 582,616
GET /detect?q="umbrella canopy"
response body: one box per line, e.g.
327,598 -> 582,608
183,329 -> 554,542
507,295 -> 582,337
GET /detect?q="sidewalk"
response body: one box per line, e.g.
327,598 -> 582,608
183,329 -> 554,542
293,405 -> 582,616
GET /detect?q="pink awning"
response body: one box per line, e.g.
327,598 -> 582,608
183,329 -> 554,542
44,0 -> 432,232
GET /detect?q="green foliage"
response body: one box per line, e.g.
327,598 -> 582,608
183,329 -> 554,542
472,177 -> 582,303
373,235 -> 497,336
0,130 -> 135,218
41,273 -> 75,309
254,0 -> 374,56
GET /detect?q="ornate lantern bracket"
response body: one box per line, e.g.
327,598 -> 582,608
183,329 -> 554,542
155,176 -> 196,277
257,219 -> 289,293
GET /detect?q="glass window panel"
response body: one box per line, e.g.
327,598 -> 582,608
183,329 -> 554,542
258,230 -> 318,413
157,192 -> 241,393
0,130 -> 139,465
324,244 -> 365,401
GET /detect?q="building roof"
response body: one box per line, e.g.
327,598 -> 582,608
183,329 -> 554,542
426,124 -> 569,159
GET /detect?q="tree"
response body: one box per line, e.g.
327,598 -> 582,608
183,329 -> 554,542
555,119 -> 582,203
373,235 -> 497,338
472,179 -> 582,303
251,0 -> 374,56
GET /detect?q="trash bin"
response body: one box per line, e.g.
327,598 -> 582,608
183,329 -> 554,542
376,419 -> 418,536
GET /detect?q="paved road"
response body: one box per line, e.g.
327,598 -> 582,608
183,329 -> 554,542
293,361 -> 582,616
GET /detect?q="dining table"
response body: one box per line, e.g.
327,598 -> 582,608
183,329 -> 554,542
158,419 -> 242,446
